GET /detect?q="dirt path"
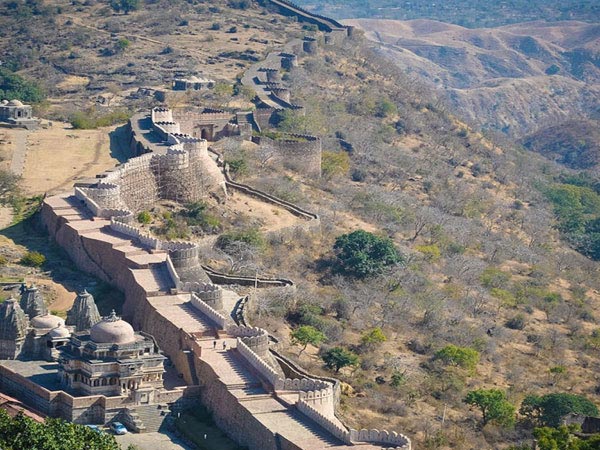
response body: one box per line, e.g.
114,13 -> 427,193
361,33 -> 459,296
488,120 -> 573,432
227,190 -> 304,232
9,129 -> 28,175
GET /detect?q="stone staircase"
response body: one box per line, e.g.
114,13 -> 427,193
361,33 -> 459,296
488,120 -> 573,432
125,404 -> 171,433
179,302 -> 219,331
147,263 -> 175,294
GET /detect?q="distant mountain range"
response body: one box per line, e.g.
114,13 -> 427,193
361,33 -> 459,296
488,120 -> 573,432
293,0 -> 599,28
346,18 -> 600,169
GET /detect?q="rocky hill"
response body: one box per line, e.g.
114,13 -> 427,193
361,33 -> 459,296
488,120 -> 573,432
0,0 -> 305,117
3,2 -> 600,449
346,19 -> 600,140
294,0 -> 599,28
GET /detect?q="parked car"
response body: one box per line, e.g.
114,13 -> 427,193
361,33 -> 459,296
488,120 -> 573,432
110,421 -> 128,435
84,424 -> 102,433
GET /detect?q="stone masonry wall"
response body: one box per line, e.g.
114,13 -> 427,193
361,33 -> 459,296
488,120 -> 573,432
194,356 -> 279,450
252,134 -> 321,178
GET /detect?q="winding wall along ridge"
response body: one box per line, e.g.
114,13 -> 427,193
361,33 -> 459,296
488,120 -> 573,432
267,0 -> 346,31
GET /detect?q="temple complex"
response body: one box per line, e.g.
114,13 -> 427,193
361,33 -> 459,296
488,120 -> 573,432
0,99 -> 40,129
59,310 -> 165,400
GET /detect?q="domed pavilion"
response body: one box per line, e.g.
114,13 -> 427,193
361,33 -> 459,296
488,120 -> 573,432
58,311 -> 165,398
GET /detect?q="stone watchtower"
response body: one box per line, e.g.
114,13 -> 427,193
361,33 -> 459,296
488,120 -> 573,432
20,285 -> 48,319
66,290 -> 101,332
0,299 -> 29,359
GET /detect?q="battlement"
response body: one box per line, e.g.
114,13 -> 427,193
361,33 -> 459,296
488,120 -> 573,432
251,133 -> 321,177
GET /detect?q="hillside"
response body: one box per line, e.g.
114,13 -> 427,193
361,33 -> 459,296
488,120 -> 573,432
0,0 -> 306,118
2,1 -> 600,450
293,0 -> 599,28
345,19 -> 600,140
520,119 -> 600,170
215,34 -> 600,450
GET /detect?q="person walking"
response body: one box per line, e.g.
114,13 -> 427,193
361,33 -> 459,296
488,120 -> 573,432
222,341 -> 227,350
213,340 -> 217,349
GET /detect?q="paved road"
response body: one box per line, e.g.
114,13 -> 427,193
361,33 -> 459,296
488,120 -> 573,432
9,129 -> 28,175
115,430 -> 192,450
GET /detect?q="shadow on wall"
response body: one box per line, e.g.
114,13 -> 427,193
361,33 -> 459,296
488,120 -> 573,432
109,124 -> 132,163
0,217 -> 125,315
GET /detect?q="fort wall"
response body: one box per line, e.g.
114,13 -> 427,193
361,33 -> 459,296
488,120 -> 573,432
193,354 -> 280,450
40,196 -> 410,448
251,133 -> 322,178
266,0 -> 347,33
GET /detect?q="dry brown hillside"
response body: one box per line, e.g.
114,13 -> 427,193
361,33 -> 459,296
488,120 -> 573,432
0,0 -> 306,117
345,19 -> 600,140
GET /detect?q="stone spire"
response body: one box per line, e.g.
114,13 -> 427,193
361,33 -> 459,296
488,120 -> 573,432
0,298 -> 28,341
66,289 -> 101,332
19,284 -> 48,319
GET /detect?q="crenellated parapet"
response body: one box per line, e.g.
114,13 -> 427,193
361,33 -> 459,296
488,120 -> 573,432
279,52 -> 298,70
193,283 -> 223,309
297,400 -> 411,448
251,133 -> 321,178
81,182 -> 122,210
236,338 -> 284,390
190,293 -> 228,329
151,107 -> 173,123
350,428 -> 411,448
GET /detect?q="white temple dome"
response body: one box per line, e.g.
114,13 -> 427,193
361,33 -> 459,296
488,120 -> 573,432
8,99 -> 24,107
48,326 -> 71,339
90,310 -> 135,344
31,314 -> 65,329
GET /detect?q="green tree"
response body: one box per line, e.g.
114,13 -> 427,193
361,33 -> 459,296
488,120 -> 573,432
115,38 -> 131,52
321,347 -> 359,373
0,410 -> 119,449
519,393 -> 599,427
290,325 -> 325,355
0,68 -> 45,103
213,82 -> 234,98
376,98 -> 397,118
19,251 -> 46,267
390,370 -> 407,388
321,151 -> 350,179
137,211 -> 151,224
434,344 -> 480,373
531,425 -> 600,450
465,389 -> 516,427
216,228 -> 265,251
110,0 -> 139,14
360,327 -> 387,349
333,230 -> 402,278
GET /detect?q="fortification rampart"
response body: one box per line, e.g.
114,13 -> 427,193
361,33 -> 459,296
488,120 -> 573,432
190,293 -> 228,329
236,338 -> 283,390
170,107 -> 252,141
251,133 -> 321,178
41,195 -> 410,448
267,0 -> 347,33
202,265 -> 295,288
76,134 -> 223,215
